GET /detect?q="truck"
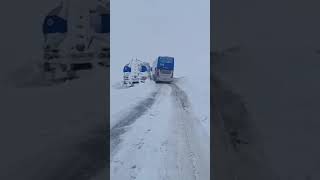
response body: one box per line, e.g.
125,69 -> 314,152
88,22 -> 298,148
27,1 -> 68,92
41,0 -> 109,81
122,58 -> 151,86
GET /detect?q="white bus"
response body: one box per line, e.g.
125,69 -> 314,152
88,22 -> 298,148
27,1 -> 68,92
152,56 -> 174,83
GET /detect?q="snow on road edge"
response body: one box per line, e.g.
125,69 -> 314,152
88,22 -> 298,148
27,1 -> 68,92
174,77 -> 210,136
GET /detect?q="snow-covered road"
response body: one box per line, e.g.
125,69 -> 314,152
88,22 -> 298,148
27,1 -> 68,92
110,82 -> 210,180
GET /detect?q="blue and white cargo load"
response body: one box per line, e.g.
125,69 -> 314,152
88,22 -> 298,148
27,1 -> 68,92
139,62 -> 151,82
40,0 -> 110,81
122,64 -> 131,85
152,56 -> 174,83
88,2 -> 110,62
122,59 -> 152,87
42,0 -> 68,58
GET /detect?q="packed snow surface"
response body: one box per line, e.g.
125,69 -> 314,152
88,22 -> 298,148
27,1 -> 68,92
110,79 -> 210,180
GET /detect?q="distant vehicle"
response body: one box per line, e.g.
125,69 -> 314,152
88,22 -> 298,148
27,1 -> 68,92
152,56 -> 174,83
124,58 -> 141,84
130,59 -> 143,84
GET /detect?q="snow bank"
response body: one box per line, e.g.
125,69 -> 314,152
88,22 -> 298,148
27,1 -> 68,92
174,55 -> 210,136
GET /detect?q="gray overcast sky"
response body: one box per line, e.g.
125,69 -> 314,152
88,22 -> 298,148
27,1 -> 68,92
111,0 -> 210,80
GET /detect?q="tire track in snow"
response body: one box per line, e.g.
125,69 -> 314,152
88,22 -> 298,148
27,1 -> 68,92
170,83 -> 201,180
110,84 -> 172,180
110,83 -> 209,180
110,87 -> 160,156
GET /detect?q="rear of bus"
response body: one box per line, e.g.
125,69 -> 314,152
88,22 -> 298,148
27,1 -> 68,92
153,56 -> 174,83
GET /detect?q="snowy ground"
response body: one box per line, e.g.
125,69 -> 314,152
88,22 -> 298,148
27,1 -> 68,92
0,65 -> 108,180
110,77 -> 210,180
110,80 -> 156,128
110,4 -> 210,173
174,74 -> 210,136
213,0 -> 320,179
